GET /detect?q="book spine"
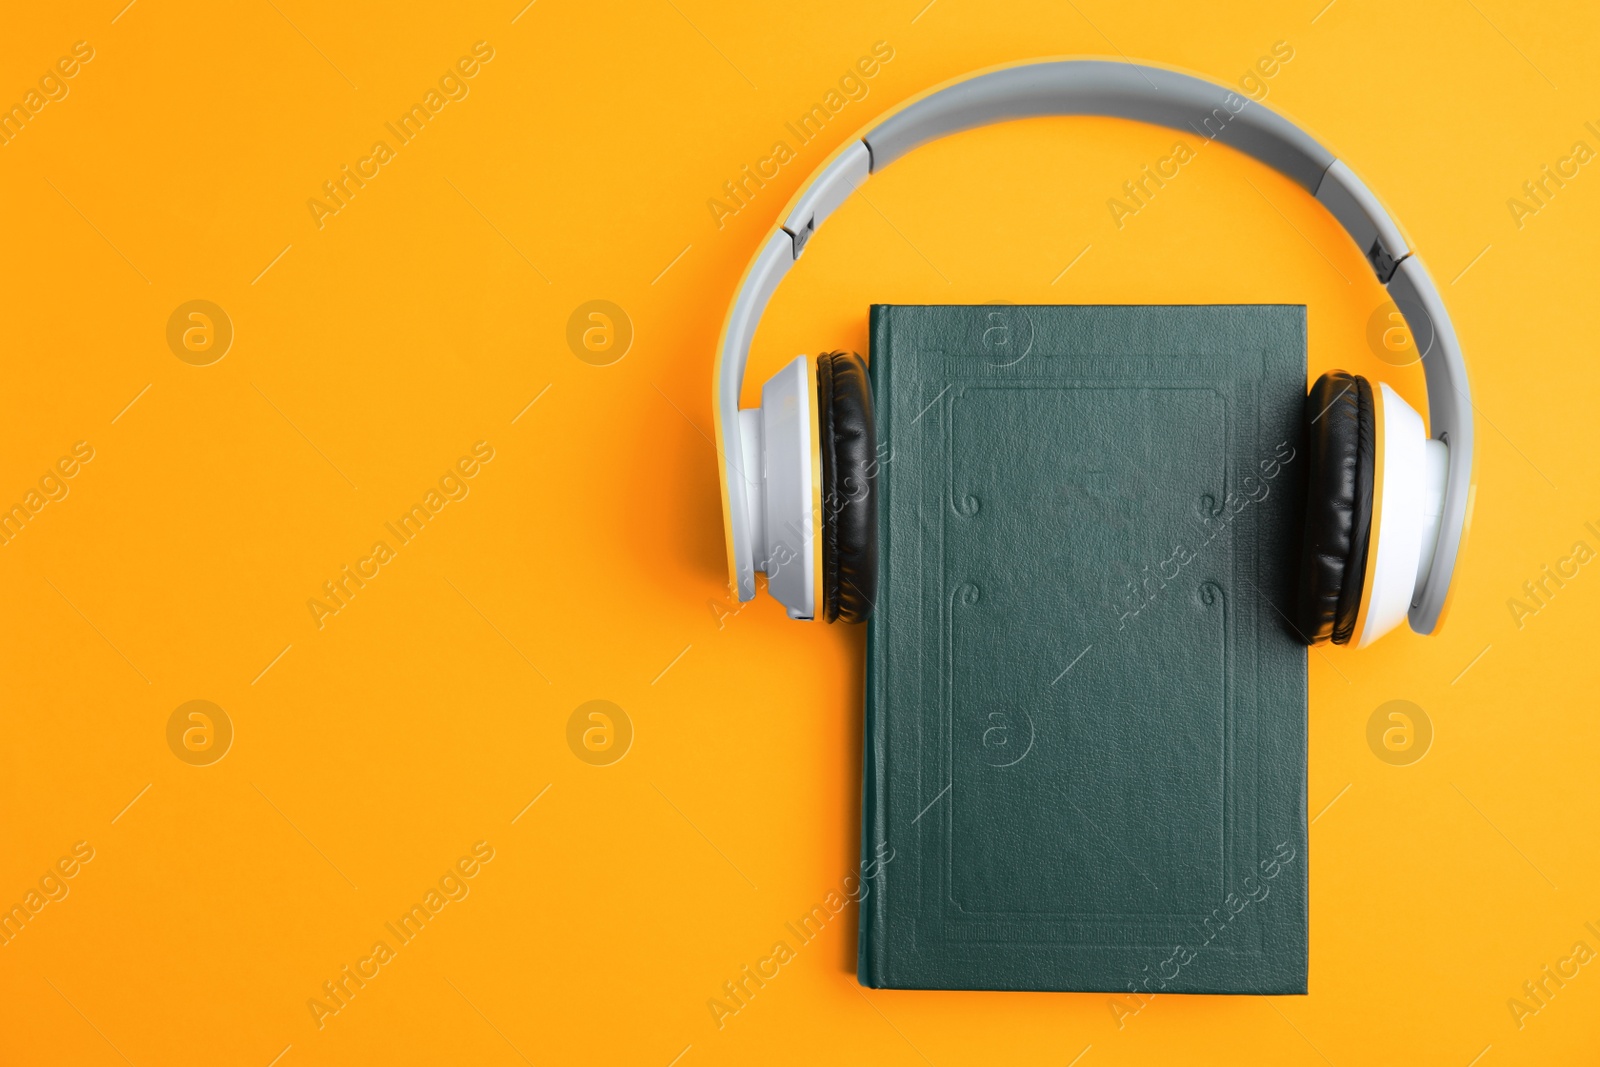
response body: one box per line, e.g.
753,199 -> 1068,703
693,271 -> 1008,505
859,617 -> 885,986
857,306 -> 891,988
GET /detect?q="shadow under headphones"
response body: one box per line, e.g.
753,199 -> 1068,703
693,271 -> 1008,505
712,58 -> 1474,648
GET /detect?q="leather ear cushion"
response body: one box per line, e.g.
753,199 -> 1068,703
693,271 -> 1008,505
816,351 -> 878,624
1295,371 -> 1376,645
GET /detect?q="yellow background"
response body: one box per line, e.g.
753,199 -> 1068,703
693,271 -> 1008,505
2,1 -> 1597,1064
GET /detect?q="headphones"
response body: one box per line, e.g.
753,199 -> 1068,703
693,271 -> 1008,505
712,59 -> 1474,647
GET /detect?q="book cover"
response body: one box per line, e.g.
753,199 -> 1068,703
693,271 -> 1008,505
859,304 -> 1308,995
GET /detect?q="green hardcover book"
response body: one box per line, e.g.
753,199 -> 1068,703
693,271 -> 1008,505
859,304 -> 1308,995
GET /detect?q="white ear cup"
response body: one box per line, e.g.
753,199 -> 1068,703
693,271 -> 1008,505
740,355 -> 818,619
1413,435 -> 1450,604
1354,383 -> 1447,647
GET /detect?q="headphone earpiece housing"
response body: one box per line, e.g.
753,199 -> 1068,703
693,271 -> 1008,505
1296,371 -> 1448,647
737,352 -> 879,623
1352,381 -> 1449,647
740,355 -> 819,619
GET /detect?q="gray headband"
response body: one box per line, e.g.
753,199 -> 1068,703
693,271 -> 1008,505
716,59 -> 1471,633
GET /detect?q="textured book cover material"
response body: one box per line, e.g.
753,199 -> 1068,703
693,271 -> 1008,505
860,304 -> 1309,995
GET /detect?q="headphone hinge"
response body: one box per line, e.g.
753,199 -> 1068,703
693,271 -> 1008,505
785,218 -> 814,259
1368,240 -> 1405,285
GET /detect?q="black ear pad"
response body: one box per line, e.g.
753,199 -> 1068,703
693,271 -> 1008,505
1295,371 -> 1376,645
816,351 -> 878,624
